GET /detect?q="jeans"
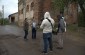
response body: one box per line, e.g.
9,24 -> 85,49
43,32 -> 53,53
32,28 -> 36,39
24,30 -> 28,39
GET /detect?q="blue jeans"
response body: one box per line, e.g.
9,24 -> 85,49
43,32 -> 53,53
32,28 -> 36,39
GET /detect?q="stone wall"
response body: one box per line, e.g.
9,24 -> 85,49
18,0 -> 78,27
18,0 -> 52,26
64,2 -> 78,24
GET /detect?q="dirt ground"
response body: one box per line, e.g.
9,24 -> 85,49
0,25 -> 85,55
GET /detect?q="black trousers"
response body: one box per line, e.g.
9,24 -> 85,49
24,30 -> 28,39
32,28 -> 36,39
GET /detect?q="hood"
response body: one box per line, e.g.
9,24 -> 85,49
44,12 -> 51,19
62,17 -> 64,20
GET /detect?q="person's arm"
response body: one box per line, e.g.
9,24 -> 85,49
64,21 -> 66,32
23,21 -> 25,28
56,22 -> 60,34
53,19 -> 55,27
40,20 -> 45,29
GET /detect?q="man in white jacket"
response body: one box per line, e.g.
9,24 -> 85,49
40,12 -> 55,54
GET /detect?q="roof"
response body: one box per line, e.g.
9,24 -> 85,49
8,12 -> 18,17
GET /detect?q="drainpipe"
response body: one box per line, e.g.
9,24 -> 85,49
23,0 -> 26,20
22,0 -> 26,26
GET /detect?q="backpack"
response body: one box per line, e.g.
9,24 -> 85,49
59,18 -> 65,32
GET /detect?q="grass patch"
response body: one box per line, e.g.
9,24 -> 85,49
67,24 -> 78,32
0,18 -> 9,25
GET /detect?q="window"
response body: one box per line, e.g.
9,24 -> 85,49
31,2 -> 34,10
26,5 -> 29,12
21,9 -> 23,14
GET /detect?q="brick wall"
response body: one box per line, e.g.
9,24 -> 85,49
43,0 -> 51,13
18,0 -> 52,26
33,0 -> 52,25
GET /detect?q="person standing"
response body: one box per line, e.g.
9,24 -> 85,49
40,12 -> 55,54
57,12 -> 66,49
23,18 -> 29,40
32,18 -> 36,39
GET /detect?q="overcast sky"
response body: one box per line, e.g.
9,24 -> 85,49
0,0 -> 18,18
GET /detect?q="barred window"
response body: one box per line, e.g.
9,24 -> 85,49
31,2 -> 34,10
21,9 -> 23,14
26,5 -> 29,12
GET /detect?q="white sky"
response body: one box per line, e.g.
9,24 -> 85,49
0,0 -> 18,18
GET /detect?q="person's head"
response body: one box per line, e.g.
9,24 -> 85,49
44,12 -> 51,19
33,17 -> 34,20
32,17 -> 35,22
60,11 -> 63,17
25,18 -> 28,22
25,18 -> 27,20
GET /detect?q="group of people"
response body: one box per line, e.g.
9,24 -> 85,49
23,18 -> 36,40
23,11 -> 66,54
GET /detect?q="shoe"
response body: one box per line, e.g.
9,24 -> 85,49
44,53 -> 48,55
50,50 -> 53,52
32,38 -> 36,39
24,38 -> 28,40
57,47 -> 63,49
42,51 -> 48,54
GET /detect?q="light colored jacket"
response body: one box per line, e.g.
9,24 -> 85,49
40,12 -> 55,33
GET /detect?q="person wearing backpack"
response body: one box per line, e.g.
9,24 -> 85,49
40,12 -> 55,54
57,12 -> 66,49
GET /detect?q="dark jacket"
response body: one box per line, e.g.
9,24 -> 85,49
57,16 -> 65,33
23,21 -> 29,30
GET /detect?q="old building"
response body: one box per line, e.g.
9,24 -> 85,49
9,12 -> 18,24
18,0 -> 51,26
18,0 -> 78,28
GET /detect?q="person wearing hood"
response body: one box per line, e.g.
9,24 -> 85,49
40,12 -> 55,54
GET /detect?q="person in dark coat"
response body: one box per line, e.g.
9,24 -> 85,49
23,18 -> 29,40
